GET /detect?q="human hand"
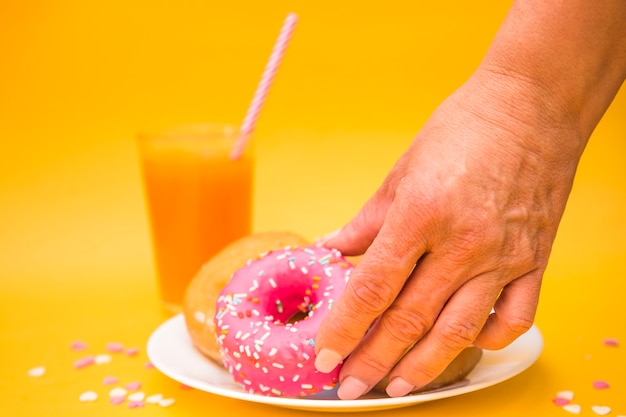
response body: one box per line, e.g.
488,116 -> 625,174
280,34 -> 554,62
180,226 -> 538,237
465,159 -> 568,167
313,68 -> 588,399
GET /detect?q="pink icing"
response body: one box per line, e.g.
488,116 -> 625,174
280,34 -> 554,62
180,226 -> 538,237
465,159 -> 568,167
215,246 -> 353,397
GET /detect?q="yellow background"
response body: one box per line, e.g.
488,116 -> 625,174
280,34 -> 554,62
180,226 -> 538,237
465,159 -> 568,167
1,1 -> 624,416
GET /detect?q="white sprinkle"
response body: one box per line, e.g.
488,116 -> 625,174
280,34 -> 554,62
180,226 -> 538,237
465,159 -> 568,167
301,383 -> 313,390
260,332 -> 271,341
302,352 -> 311,360
243,379 -> 252,386
27,366 -> 45,378
128,392 -> 145,402
279,376 -> 285,382
158,398 -> 175,408
241,332 -> 251,341
591,406 -> 611,416
146,394 -> 163,404
254,344 -> 262,352
235,330 -> 243,340
297,363 -> 304,368
292,375 -> 300,382
109,387 -> 127,398
301,267 -> 308,274
290,343 -> 299,351
244,345 -> 251,357
94,354 -> 111,365
269,348 -> 278,356
272,362 -> 284,369
269,278 -> 277,288
79,391 -> 98,402
262,367 -> 269,374
235,363 -> 242,371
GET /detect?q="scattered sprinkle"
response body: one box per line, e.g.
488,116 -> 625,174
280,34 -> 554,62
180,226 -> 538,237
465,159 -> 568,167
603,338 -> 619,347
591,406 -> 611,416
128,392 -> 145,402
94,354 -> 111,365
79,391 -> 98,402
158,398 -> 176,407
70,341 -> 88,351
125,347 -> 140,356
563,404 -> 582,415
144,361 -> 155,369
106,342 -> 124,353
110,396 -> 125,405
74,356 -> 95,369
556,390 -> 575,401
125,381 -> 142,391
145,394 -> 163,404
109,387 -> 128,398
592,380 -> 610,390
27,366 -> 46,378
128,401 -> 145,409
553,397 -> 571,406
103,376 -> 118,385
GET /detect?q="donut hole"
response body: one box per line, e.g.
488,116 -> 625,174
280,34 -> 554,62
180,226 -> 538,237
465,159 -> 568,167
273,293 -> 318,325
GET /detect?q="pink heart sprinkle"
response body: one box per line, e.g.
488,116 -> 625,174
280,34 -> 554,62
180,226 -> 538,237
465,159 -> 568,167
70,341 -> 88,351
553,397 -> 571,406
103,376 -> 119,385
144,361 -> 154,369
110,396 -> 125,405
73,356 -> 95,369
593,380 -> 610,389
603,338 -> 619,347
125,347 -> 139,356
128,401 -> 145,409
106,342 -> 124,352
125,382 -> 141,390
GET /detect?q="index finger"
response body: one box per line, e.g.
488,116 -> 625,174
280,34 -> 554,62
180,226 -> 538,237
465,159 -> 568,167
314,199 -> 429,372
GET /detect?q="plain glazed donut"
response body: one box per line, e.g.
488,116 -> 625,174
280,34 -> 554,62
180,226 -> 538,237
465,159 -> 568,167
214,245 -> 354,397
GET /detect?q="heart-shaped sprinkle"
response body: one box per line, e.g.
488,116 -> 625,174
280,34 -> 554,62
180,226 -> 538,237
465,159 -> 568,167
563,404 -> 582,415
553,397 -> 571,406
603,338 -> 619,347
79,391 -> 98,402
128,401 -> 144,409
70,341 -> 88,351
125,347 -> 139,356
103,376 -> 118,385
109,387 -> 127,398
74,356 -> 95,369
557,390 -> 575,401
110,396 -> 125,405
27,366 -> 46,378
593,380 -> 610,389
158,398 -> 175,408
144,361 -> 155,369
94,354 -> 111,365
592,406 -> 611,416
145,394 -> 163,404
128,392 -> 145,402
106,342 -> 124,353
125,381 -> 141,390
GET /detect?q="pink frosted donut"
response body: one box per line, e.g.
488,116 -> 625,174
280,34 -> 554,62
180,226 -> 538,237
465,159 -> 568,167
214,245 -> 353,397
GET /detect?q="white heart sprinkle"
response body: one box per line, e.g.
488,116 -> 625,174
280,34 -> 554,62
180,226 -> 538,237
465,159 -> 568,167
79,391 -> 98,402
158,398 -> 175,408
145,394 -> 163,404
109,387 -> 127,398
592,406 -> 611,416
557,390 -> 575,401
563,404 -> 582,415
27,366 -> 46,377
128,392 -> 145,402
94,354 -> 111,364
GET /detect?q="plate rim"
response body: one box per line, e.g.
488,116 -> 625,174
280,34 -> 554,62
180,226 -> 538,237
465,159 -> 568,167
147,314 -> 543,412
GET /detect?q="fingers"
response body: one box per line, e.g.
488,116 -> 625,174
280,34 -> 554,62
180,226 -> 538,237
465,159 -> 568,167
474,269 -> 541,349
314,192 -> 429,377
385,272 -> 540,397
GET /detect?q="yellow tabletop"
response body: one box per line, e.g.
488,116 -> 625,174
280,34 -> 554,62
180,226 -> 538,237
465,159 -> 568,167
1,1 -> 625,416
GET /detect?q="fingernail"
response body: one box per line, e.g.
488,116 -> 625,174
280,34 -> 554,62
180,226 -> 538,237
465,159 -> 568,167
338,376 -> 369,400
386,377 -> 415,397
314,349 -> 343,373
314,228 -> 342,246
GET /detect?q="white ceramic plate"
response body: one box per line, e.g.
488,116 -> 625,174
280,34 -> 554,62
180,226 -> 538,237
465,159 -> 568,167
147,314 -> 543,412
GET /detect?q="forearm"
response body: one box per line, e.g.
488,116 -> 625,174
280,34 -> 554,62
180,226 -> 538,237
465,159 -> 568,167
476,0 -> 626,142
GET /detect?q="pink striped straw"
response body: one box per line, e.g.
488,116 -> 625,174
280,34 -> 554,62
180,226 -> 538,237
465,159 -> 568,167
230,12 -> 298,160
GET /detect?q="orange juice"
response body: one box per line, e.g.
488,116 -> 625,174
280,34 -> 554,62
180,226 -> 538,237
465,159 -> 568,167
137,124 -> 253,314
